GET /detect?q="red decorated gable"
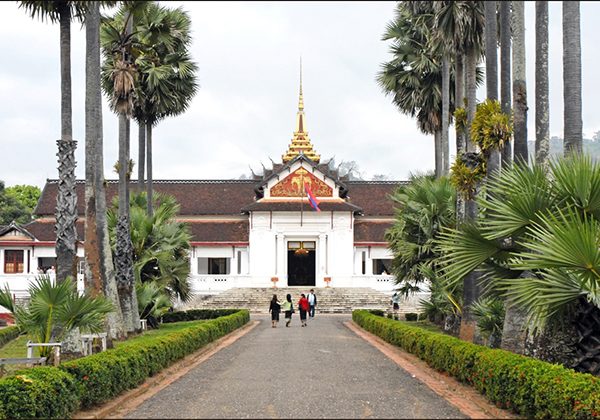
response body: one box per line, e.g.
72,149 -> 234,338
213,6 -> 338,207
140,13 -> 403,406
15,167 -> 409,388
270,168 -> 333,198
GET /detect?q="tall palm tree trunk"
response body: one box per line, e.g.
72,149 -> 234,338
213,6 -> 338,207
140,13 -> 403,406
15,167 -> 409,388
114,12 -> 140,334
485,0 -> 501,177
116,113 -> 139,334
500,0 -> 512,166
146,123 -> 153,216
455,54 -> 465,155
535,1 -> 550,168
441,55 -> 450,176
465,49 -> 478,152
138,122 -> 146,191
563,1 -> 582,156
55,6 -> 78,284
434,129 -> 442,178
84,1 -> 125,341
512,0 -> 528,164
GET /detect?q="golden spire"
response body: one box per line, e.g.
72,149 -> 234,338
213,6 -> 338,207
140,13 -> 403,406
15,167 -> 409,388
282,58 -> 320,163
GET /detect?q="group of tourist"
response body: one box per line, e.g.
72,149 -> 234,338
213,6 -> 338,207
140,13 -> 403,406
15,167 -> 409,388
269,289 -> 317,328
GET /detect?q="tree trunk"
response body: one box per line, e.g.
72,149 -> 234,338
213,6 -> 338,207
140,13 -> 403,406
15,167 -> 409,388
512,1 -> 529,165
434,130 -> 442,178
563,1 -> 583,156
138,121 -> 146,191
455,54 -> 465,155
500,0 -> 512,167
441,55 -> 450,176
484,1 -> 498,101
535,1 -> 550,169
55,7 -> 78,285
146,123 -> 153,216
84,1 -> 125,342
465,49 -> 478,152
115,13 -> 140,335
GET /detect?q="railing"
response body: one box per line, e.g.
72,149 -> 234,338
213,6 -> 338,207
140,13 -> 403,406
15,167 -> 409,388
190,275 -> 252,293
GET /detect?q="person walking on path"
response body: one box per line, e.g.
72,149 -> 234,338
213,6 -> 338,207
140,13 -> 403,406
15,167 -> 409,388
281,293 -> 294,327
391,292 -> 400,317
307,288 -> 317,318
298,294 -> 310,327
269,294 -> 281,328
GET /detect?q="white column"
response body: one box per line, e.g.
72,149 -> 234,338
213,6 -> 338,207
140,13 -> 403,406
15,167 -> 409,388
318,234 -> 327,284
276,234 -> 285,279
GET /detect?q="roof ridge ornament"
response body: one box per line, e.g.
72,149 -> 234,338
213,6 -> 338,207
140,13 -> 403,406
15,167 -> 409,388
282,58 -> 320,164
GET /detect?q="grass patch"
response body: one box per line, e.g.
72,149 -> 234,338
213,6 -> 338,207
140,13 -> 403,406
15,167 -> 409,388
113,320 -> 207,349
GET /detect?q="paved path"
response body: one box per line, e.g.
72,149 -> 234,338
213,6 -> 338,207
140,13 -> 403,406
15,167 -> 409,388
128,315 -> 465,419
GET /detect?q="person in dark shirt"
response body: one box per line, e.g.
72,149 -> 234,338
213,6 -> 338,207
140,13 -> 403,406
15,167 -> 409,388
269,294 -> 281,328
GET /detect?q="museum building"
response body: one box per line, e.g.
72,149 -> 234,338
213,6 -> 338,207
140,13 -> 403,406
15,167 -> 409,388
0,79 -> 405,296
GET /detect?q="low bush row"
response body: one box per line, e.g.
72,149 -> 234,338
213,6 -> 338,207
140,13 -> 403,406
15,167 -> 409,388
0,326 -> 20,348
353,310 -> 600,419
161,309 -> 240,323
0,310 -> 249,418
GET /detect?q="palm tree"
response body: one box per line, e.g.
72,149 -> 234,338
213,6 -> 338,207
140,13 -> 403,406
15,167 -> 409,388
499,0 -> 512,166
535,1 -> 550,168
0,276 -> 113,359
378,2 -> 454,178
18,1 -> 89,284
512,1 -> 528,164
101,5 -> 140,334
102,3 -> 197,217
563,1 -> 583,156
484,1 -> 500,177
84,1 -> 125,341
108,192 -> 192,303
438,155 -> 600,375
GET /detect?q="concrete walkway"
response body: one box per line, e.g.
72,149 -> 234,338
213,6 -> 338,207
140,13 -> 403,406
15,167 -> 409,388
127,315 -> 465,419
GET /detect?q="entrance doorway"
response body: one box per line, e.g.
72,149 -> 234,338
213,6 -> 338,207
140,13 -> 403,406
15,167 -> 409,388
287,241 -> 316,286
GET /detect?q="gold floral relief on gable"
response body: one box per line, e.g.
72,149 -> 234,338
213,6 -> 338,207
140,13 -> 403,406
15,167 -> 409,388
270,168 -> 333,197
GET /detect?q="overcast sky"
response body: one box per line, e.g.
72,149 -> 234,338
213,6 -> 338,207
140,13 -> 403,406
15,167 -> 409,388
1,1 -> 599,188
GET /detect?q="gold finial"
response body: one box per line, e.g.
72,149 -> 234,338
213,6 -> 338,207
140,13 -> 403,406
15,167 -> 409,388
299,57 -> 304,111
282,58 -> 320,164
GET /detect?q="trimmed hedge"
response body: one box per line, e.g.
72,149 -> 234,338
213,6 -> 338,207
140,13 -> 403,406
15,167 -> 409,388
161,309 -> 239,323
0,367 -> 80,419
0,326 -> 20,348
353,310 -> 600,419
0,310 -> 249,418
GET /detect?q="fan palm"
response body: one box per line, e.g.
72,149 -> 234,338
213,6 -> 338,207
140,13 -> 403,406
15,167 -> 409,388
563,1 -> 582,155
101,2 -> 198,216
108,192 -> 192,303
136,281 -> 171,325
0,276 -> 113,358
437,154 -> 600,374
378,2 -> 456,178
386,174 -> 458,326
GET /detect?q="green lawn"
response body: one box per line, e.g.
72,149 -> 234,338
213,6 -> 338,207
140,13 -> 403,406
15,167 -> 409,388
114,320 -> 207,348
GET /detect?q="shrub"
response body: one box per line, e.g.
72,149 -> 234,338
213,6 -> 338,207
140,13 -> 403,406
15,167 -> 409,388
404,313 -> 418,321
352,310 -> 600,418
161,309 -> 239,323
0,326 -> 20,348
0,367 -> 80,419
61,310 -> 249,409
368,310 -> 385,317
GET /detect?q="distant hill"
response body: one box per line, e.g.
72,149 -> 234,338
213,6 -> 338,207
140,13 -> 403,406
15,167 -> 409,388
528,134 -> 600,161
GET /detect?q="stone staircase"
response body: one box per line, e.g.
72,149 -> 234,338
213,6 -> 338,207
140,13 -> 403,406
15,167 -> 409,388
182,287 -> 424,314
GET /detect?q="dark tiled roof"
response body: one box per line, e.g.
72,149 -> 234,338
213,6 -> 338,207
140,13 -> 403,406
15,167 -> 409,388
187,221 -> 249,242
346,181 -> 406,216
35,180 -> 258,216
241,200 -> 362,213
354,220 -> 394,243
23,220 -> 85,242
35,179 -> 406,218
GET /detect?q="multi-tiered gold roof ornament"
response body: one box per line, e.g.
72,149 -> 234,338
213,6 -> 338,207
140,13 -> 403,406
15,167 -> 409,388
282,61 -> 321,163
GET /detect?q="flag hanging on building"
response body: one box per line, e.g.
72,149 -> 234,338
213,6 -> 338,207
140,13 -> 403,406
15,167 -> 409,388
304,183 -> 321,212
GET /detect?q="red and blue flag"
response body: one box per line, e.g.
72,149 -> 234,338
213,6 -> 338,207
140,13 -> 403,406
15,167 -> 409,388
304,183 -> 321,212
